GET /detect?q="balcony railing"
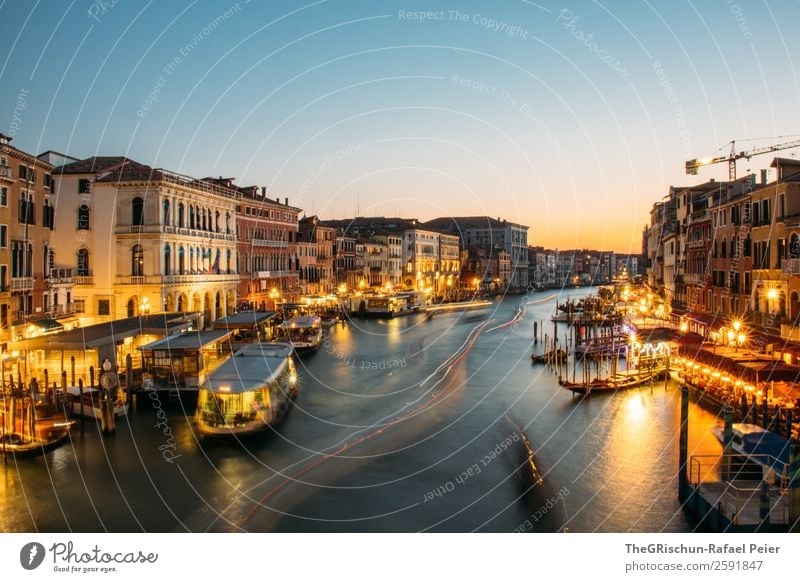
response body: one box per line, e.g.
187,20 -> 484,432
161,273 -> 239,285
251,239 -> 288,248
686,239 -> 709,250
73,275 -> 94,286
782,258 -> 800,276
49,267 -> 73,284
116,224 -> 236,241
254,271 -> 295,279
10,277 -> 34,291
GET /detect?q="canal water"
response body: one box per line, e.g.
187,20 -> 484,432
0,288 -> 724,533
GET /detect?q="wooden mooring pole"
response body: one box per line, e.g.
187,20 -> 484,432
678,383 -> 689,502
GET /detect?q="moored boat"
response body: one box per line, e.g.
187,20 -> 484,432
194,342 -> 298,437
0,410 -> 75,457
711,422 -> 792,481
277,315 -> 324,353
561,369 -> 663,395
65,386 -> 128,418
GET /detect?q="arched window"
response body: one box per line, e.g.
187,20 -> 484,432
225,212 -> 231,234
201,209 -> 207,231
178,202 -> 185,228
42,243 -> 49,278
215,210 -> 220,232
163,199 -> 170,226
132,197 -> 144,226
77,248 -> 89,276
132,245 -> 144,276
78,203 -> 90,230
189,205 -> 195,229
226,249 -> 232,274
164,244 -> 171,276
178,246 -> 185,274
721,238 -> 727,259
25,243 -> 33,277
189,247 -> 194,272
43,199 -> 55,229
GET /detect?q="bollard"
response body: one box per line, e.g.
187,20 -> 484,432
679,384 -> 690,502
89,366 -> 95,389
722,406 -> 734,482
759,480 -> 770,527
71,356 -> 75,387
786,409 -> 793,441
125,353 -> 133,408
788,444 -> 800,532
78,379 -> 85,420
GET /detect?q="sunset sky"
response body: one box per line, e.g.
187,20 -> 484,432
2,0 -> 800,252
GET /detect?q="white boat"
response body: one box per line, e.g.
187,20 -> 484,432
65,386 -> 129,418
194,342 -> 298,437
278,315 -> 324,353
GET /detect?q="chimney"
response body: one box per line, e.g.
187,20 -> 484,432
761,169 -> 768,185
261,186 -> 266,197
284,197 -> 288,206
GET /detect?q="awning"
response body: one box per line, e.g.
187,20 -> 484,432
31,318 -> 64,333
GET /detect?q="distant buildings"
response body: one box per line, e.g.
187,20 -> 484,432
424,216 -> 529,292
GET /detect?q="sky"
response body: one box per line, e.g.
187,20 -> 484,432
2,0 -> 800,253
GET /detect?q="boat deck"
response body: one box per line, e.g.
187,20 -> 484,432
695,481 -> 790,527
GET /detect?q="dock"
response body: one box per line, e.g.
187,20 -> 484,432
678,384 -> 800,532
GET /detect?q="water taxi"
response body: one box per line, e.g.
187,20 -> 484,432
193,343 -> 298,437
278,315 -> 324,353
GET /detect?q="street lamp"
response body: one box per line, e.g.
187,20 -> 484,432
140,297 -> 150,315
269,287 -> 280,311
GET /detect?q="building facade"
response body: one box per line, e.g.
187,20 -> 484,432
0,134 -> 58,350
234,186 -> 300,310
53,160 -> 240,327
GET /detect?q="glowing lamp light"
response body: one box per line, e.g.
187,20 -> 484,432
767,288 -> 778,300
218,385 -> 230,392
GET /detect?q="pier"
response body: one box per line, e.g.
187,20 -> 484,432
679,385 -> 800,532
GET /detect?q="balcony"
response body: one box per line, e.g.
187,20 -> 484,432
50,303 -> 76,317
783,258 -> 800,277
254,271 -> 295,279
250,239 -> 288,248
115,224 -> 236,241
0,164 -> 10,178
73,275 -> 94,286
161,272 -> 240,285
686,238 -> 709,250
49,268 -> 73,284
10,277 -> 34,291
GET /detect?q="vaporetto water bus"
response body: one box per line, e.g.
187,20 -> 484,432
193,343 -> 298,437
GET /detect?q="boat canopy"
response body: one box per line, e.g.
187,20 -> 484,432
200,343 -> 293,394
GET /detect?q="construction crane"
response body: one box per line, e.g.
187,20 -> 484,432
685,137 -> 800,181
